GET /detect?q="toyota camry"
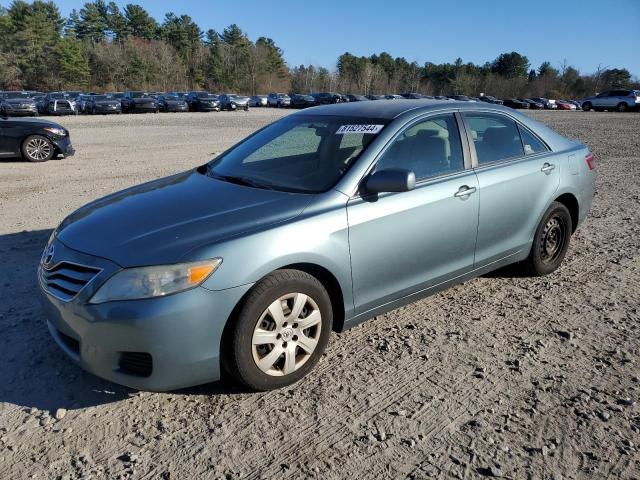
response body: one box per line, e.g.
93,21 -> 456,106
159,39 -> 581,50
39,100 -> 595,391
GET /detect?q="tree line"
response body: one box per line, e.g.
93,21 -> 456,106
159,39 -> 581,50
1,0 -> 637,98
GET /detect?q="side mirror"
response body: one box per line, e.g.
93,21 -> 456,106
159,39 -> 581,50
365,169 -> 416,194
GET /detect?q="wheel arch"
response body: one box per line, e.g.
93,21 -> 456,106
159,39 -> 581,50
554,192 -> 579,233
277,262 -> 346,333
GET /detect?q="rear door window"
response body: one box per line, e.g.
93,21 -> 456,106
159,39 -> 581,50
518,125 -> 548,155
464,113 -> 524,164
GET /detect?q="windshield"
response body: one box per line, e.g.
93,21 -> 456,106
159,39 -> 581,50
50,93 -> 65,99
92,95 -> 109,101
131,92 -> 148,98
207,115 -> 388,193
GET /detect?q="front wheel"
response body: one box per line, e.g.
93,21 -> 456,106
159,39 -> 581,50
582,102 -> 592,112
22,135 -> 55,162
519,202 -> 572,276
226,270 -> 333,391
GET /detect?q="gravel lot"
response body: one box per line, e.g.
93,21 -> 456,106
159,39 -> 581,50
1,110 -> 639,479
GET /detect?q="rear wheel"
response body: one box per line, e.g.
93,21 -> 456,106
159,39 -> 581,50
22,135 -> 55,162
519,202 -> 572,276
617,102 -> 627,112
226,270 -> 332,391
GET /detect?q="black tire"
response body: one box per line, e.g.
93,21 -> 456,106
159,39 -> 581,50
519,202 -> 572,276
617,102 -> 627,112
21,134 -> 55,162
582,102 -> 592,112
226,269 -> 333,391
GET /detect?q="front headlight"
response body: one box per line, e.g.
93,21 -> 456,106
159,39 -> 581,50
44,127 -> 67,136
89,258 -> 222,304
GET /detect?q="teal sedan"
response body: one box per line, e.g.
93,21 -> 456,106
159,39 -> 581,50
39,100 -> 595,391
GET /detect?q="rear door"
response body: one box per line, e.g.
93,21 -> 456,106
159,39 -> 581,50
347,112 -> 479,314
593,91 -> 611,108
464,112 -> 560,267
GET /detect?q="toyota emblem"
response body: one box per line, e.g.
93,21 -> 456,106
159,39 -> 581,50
43,244 -> 55,267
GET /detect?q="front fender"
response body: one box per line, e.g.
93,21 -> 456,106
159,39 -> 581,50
184,191 -> 355,317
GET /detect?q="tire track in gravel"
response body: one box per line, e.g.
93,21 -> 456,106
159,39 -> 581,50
2,111 -> 639,480
136,240 -> 616,479
260,249 -> 628,480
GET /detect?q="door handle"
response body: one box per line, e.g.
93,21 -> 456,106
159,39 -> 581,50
541,163 -> 556,173
454,185 -> 476,198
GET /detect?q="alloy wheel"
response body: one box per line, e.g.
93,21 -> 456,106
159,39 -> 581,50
25,137 -> 52,161
251,293 -> 322,376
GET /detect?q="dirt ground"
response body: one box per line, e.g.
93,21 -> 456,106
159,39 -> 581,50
0,109 -> 638,480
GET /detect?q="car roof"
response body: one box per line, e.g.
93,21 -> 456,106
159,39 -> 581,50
293,99 -> 523,119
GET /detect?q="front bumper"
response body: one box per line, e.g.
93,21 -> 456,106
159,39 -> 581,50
166,104 -> 189,112
52,136 -> 75,157
197,104 -> 220,111
94,105 -> 121,114
38,239 -> 251,391
131,104 -> 158,112
3,107 -> 38,116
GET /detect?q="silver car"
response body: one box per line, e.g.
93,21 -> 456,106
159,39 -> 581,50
267,92 -> 290,107
39,100 -> 595,391
249,95 -> 268,107
581,89 -> 640,112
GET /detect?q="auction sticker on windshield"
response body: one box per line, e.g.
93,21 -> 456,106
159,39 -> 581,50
336,124 -> 384,134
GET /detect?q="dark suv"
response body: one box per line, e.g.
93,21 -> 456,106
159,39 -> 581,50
186,92 -> 221,112
311,92 -> 343,105
121,92 -> 159,113
85,94 -> 122,115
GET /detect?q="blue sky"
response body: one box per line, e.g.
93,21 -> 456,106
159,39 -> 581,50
54,0 -> 639,76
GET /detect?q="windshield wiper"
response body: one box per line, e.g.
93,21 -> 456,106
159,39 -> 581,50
210,173 -> 273,190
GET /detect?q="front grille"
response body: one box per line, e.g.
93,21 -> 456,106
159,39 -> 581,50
39,262 -> 101,301
119,352 -> 153,377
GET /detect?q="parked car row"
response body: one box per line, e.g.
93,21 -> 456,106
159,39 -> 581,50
3,88 -> 638,117
0,90 -> 254,116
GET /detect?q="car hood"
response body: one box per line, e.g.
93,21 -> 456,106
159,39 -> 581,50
94,100 -> 120,106
4,98 -> 35,105
56,169 -> 314,267
133,98 -> 155,104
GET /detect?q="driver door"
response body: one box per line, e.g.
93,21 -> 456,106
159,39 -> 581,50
0,119 -> 19,156
347,112 -> 479,314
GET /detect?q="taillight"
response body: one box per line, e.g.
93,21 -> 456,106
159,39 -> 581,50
585,153 -> 595,170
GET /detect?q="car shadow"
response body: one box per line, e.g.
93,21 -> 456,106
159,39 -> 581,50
481,262 -> 532,279
0,228 -> 243,413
